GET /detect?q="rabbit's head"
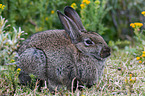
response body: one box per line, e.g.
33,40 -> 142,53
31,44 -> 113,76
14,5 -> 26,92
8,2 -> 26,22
75,32 -> 110,60
57,6 -> 110,60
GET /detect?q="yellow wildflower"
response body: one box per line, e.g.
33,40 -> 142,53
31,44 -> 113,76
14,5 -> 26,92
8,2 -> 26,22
125,79 -> 127,83
139,60 -> 142,63
81,95 -> 85,96
142,51 -> 145,54
82,0 -> 90,5
136,57 -> 140,60
45,17 -> 49,21
134,23 -> 143,27
130,23 -> 135,28
82,0 -> 87,3
80,3 -> 85,9
130,23 -> 143,28
86,0 -> 90,4
17,68 -> 21,72
71,3 -> 77,10
142,54 -> 145,57
51,10 -> 54,14
141,11 -> 145,16
0,4 -> 5,10
130,79 -> 132,82
0,4 -> 2,8
2,5 -> 5,10
129,74 -> 132,77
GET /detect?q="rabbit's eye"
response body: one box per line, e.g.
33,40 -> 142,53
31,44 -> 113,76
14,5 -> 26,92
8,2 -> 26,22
84,39 -> 95,46
86,40 -> 93,44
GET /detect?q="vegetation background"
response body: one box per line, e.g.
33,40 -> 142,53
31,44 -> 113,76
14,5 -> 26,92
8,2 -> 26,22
0,0 -> 145,95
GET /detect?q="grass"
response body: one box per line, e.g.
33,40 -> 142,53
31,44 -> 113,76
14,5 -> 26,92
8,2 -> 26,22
0,47 -> 145,96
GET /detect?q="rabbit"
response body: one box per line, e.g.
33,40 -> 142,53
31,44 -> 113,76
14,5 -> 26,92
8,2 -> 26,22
17,6 -> 111,92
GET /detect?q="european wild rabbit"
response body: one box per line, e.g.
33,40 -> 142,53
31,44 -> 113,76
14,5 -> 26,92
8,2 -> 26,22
17,6 -> 111,92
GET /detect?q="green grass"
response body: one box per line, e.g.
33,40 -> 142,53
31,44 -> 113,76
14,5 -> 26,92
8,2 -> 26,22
0,48 -> 145,96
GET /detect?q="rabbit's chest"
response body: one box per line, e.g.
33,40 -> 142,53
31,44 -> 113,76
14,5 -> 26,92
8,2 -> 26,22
77,57 -> 106,84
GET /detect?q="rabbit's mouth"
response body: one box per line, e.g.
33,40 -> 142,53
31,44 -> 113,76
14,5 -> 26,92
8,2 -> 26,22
91,47 -> 111,60
91,54 -> 104,60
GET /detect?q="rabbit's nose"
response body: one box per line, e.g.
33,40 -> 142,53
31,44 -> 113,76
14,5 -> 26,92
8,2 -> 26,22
100,47 -> 111,58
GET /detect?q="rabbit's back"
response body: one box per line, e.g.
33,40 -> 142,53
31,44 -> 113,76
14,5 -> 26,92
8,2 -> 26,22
18,29 -> 72,55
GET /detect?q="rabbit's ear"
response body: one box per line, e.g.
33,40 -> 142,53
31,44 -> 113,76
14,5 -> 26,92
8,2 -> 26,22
57,10 -> 82,43
64,6 -> 87,32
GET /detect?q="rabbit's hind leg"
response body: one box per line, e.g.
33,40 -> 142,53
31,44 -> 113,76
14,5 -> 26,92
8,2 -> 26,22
18,48 -> 47,90
19,48 -> 47,79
